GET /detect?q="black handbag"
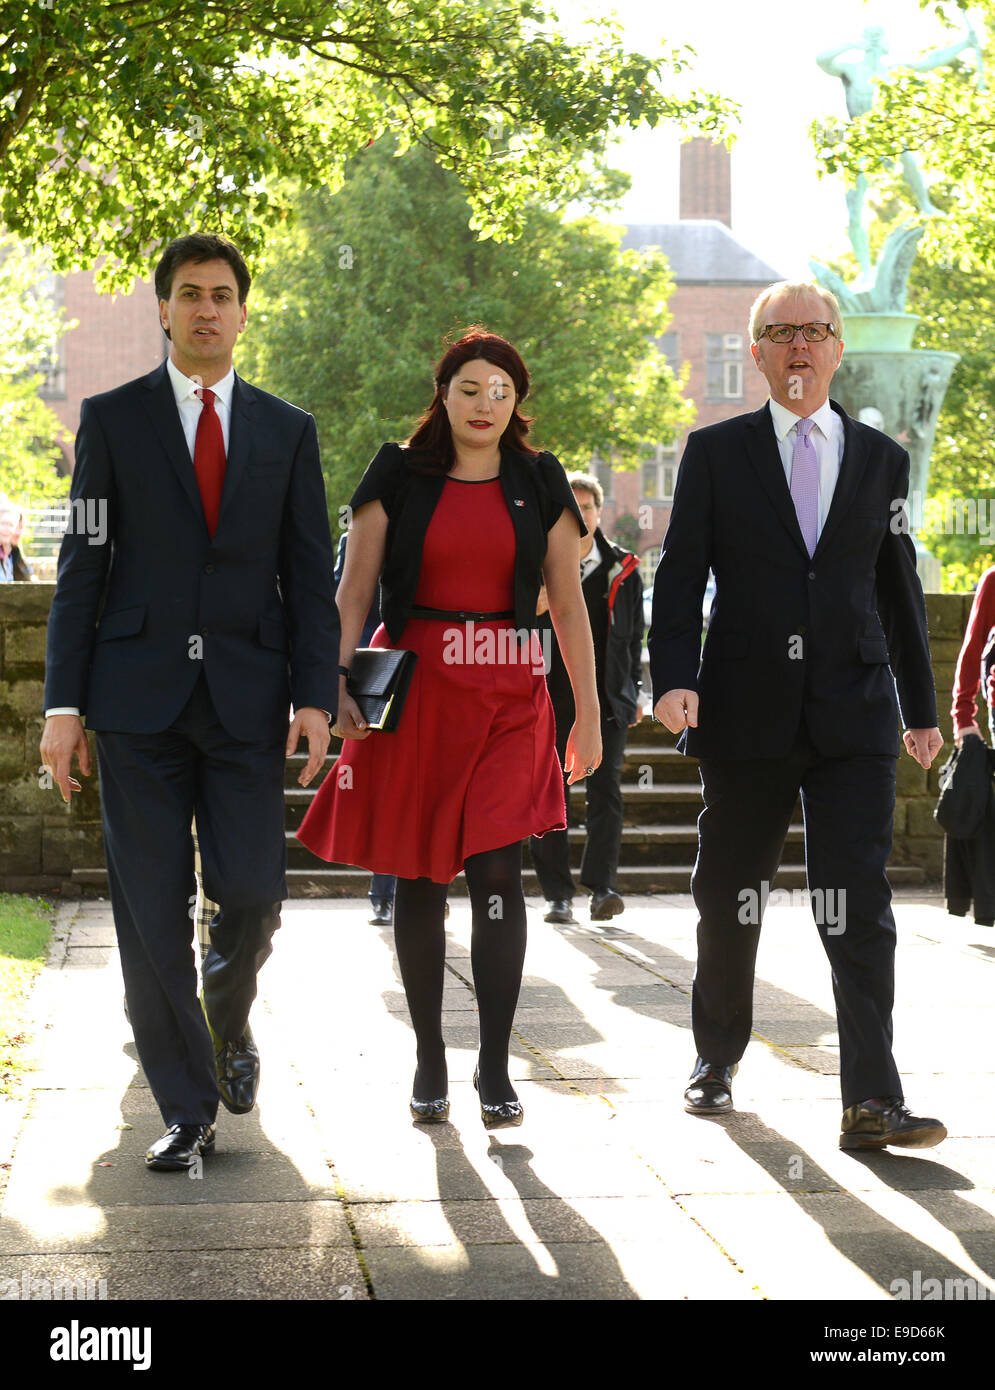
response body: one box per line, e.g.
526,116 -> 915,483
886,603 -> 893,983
346,648 -> 417,731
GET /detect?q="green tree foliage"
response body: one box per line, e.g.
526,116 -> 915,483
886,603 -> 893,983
0,1 -> 734,289
237,140 -> 694,510
908,248 -> 995,589
0,236 -> 71,506
818,184 -> 995,590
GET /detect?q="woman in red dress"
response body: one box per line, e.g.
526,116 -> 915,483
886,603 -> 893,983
298,330 -> 601,1128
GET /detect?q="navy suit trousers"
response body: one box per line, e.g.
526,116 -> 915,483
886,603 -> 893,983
95,674 -> 286,1126
690,720 -> 901,1109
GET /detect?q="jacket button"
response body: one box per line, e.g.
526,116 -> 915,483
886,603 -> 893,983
204,563 -> 215,575
807,570 -> 816,580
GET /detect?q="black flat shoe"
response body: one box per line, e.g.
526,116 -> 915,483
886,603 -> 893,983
590,887 -> 624,921
409,1097 -> 451,1123
840,1097 -> 947,1150
369,899 -> 393,926
544,899 -> 576,924
684,1057 -> 737,1114
145,1122 -> 216,1171
473,1067 -> 523,1129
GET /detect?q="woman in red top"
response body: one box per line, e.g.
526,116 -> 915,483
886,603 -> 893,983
951,566 -> 995,743
298,330 -> 601,1128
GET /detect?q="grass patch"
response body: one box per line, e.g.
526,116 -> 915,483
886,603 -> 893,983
0,894 -> 55,1098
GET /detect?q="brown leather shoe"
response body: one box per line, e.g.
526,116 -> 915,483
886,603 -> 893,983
684,1057 -> 738,1114
840,1097 -> 947,1150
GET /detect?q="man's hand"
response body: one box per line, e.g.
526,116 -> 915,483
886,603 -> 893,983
39,714 -> 91,803
286,706 -> 332,786
654,689 -> 699,735
903,726 -> 944,769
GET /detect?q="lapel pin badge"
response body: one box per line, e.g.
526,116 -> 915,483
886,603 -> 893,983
513,498 -> 525,506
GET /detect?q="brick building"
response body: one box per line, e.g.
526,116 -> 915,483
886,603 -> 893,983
41,270 -> 165,473
600,140 -> 783,582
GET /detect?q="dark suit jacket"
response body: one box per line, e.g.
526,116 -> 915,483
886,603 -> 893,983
44,361 -> 339,742
648,400 -> 937,761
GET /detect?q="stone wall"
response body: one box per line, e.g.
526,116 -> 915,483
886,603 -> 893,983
0,584 -> 980,892
0,583 -> 103,893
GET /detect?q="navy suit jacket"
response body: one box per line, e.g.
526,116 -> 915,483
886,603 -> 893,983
45,361 -> 339,742
648,400 -> 937,761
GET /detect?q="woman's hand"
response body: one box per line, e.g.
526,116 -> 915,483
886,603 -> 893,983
564,717 -> 602,785
332,690 -> 372,740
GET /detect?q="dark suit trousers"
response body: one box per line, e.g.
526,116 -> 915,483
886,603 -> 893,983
531,713 -> 628,900
94,675 -> 286,1126
691,723 -> 902,1109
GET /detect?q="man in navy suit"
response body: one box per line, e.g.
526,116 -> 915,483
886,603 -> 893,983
41,234 -> 339,1169
649,280 -> 946,1150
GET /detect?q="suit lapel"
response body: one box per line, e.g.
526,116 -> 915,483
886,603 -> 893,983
813,400 -> 868,557
140,362 -> 206,526
743,404 -> 810,559
216,372 -> 253,533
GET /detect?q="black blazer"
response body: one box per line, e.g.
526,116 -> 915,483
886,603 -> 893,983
649,400 -> 937,760
44,361 -> 340,742
349,443 -> 584,642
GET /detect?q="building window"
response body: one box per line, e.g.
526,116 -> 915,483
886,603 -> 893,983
656,331 -> 678,368
705,332 -> 744,400
639,545 -> 661,586
591,455 -> 614,503
642,444 -> 677,502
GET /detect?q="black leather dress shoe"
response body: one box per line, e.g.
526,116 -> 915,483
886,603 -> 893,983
684,1057 -> 738,1114
215,1027 -> 260,1115
368,898 -> 393,925
201,992 -> 260,1114
145,1123 -> 216,1170
544,899 -> 576,924
590,887 -> 625,921
840,1097 -> 947,1150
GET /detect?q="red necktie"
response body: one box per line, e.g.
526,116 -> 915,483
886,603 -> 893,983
193,387 -> 226,537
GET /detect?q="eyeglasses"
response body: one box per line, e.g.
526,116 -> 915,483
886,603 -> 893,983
756,322 -> 838,344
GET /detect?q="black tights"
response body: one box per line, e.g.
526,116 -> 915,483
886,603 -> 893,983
393,841 -> 526,1107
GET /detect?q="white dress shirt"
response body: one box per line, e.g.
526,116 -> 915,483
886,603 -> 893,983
580,536 -> 603,583
767,397 -> 844,543
166,356 -> 234,458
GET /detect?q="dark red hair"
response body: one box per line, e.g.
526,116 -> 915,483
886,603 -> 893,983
406,328 -> 537,473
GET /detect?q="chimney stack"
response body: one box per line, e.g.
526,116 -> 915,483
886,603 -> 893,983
679,140 -> 732,227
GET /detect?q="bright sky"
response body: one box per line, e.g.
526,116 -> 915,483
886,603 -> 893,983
561,0 -> 985,278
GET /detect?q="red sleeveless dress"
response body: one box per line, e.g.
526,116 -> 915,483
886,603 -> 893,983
296,476 -> 566,883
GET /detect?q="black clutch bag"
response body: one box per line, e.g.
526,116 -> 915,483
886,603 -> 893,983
346,648 -> 417,731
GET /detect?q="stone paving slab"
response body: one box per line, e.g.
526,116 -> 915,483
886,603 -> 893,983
0,1248 -> 369,1300
1,890 -> 993,1321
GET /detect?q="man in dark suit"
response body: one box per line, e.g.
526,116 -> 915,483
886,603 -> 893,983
531,472 -> 646,924
41,234 -> 339,1169
649,280 -> 946,1150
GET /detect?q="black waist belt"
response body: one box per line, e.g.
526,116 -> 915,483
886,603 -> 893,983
409,605 -> 516,622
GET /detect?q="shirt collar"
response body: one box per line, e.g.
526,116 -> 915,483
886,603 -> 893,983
166,355 -> 235,410
768,396 -> 837,443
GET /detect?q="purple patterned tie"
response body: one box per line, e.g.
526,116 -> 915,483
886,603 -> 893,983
790,417 -> 818,556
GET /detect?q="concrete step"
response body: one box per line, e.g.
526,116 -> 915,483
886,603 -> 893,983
71,860 -> 927,899
285,822 -> 808,870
